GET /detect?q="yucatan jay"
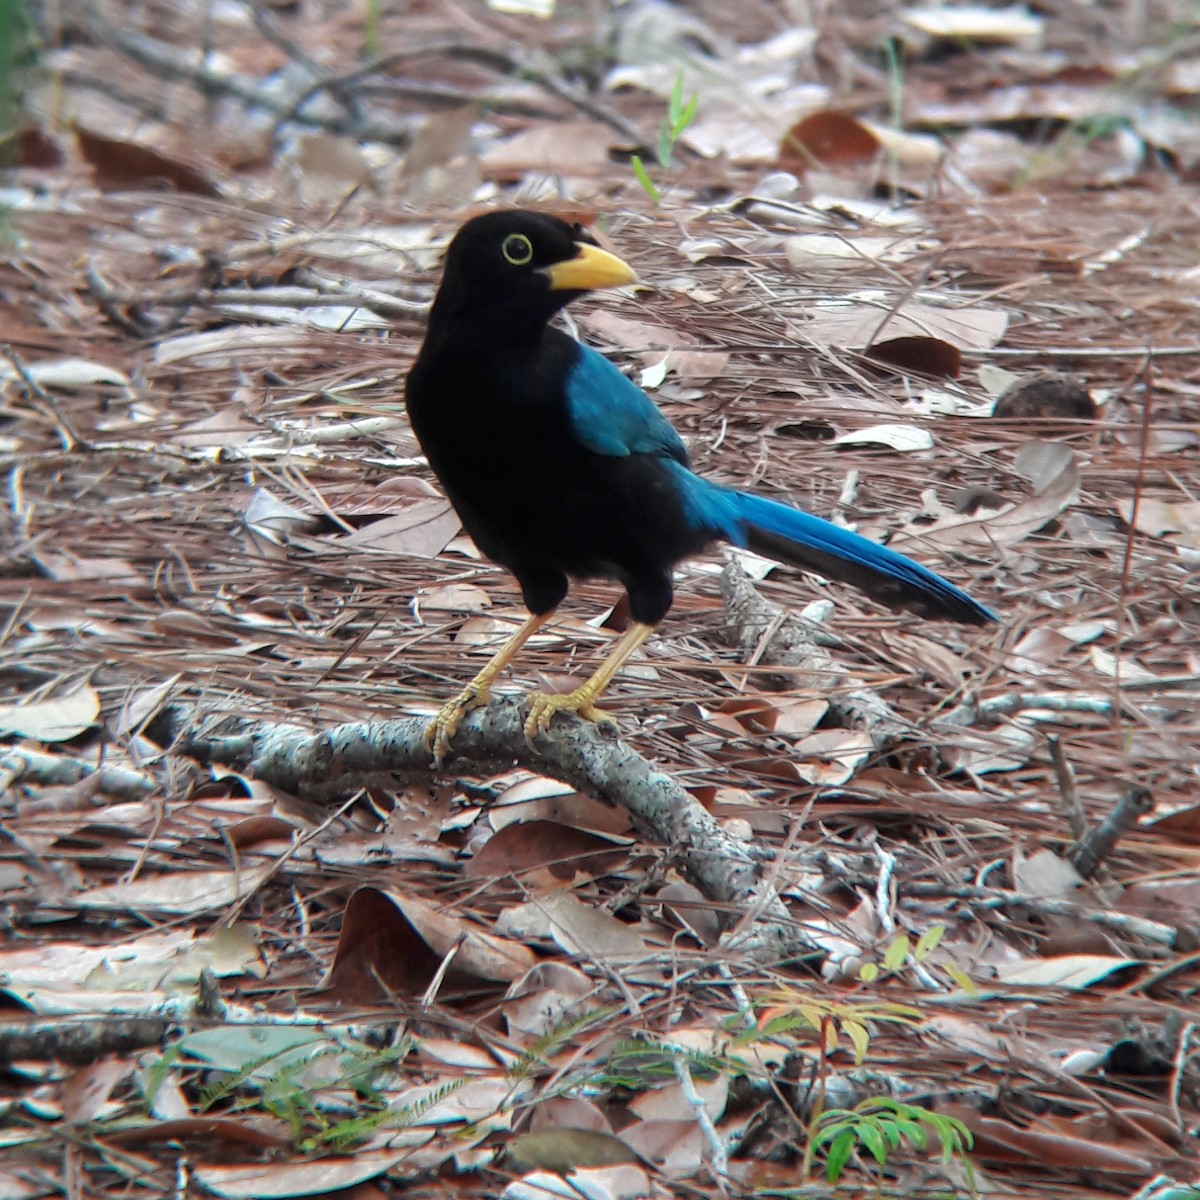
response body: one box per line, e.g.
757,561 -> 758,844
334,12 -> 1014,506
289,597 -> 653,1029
406,211 -> 995,760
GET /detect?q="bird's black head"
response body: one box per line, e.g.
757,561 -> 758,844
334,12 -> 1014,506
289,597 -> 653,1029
427,211 -> 636,334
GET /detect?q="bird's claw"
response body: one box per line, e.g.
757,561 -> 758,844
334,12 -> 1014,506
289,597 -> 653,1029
524,690 -> 616,739
424,682 -> 489,762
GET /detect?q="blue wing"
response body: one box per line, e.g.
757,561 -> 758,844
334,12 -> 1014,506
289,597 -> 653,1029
563,342 -> 688,464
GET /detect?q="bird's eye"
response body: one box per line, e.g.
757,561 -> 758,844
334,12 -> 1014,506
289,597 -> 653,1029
501,233 -> 534,266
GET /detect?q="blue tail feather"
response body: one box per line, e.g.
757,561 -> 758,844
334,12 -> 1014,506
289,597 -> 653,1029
672,467 -> 994,625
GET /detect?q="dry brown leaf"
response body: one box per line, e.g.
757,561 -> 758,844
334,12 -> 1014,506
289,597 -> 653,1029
779,111 -> 881,172
108,1115 -> 291,1151
36,554 -> 143,588
76,868 -> 274,916
418,583 -> 492,611
176,409 -> 261,449
784,234 -> 930,267
193,1149 -> 420,1199
501,893 -> 649,959
400,105 -> 479,202
890,442 -> 1079,551
512,1165 -> 653,1200
581,311 -> 698,350
111,675 -> 181,737
0,357 -> 131,390
794,729 -> 874,786
62,1060 -> 132,1124
464,820 -> 627,882
325,886 -> 536,1001
456,613 -> 530,648
1119,496 -> 1200,545
863,122 -> 943,165
866,335 -> 962,378
482,121 -> 615,180
640,348 -> 730,383
491,777 -> 632,835
1013,847 -> 1083,900
628,1074 -> 728,1122
1089,647 -> 1160,684
1006,627 -> 1076,675
341,500 -> 461,558
75,124 -> 221,195
618,1119 -> 706,1177
0,926 -> 260,993
939,724 -> 1037,774
795,298 -> 1008,350
278,132 -> 371,207
505,961 -> 595,1037
244,488 -> 320,545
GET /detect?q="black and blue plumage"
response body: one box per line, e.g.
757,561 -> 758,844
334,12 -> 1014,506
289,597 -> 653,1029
406,211 -> 995,758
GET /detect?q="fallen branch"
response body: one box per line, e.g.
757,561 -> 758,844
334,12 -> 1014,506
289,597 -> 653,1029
0,745 -> 155,803
0,1017 -> 172,1065
719,558 -> 913,745
1068,784 -> 1154,880
82,18 -> 651,154
152,700 -> 822,965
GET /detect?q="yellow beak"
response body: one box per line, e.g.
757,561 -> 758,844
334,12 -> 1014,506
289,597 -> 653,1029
543,242 -> 638,292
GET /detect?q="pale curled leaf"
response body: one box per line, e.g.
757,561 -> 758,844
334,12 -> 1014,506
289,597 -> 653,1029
244,488 -> 320,544
501,1165 -> 651,1200
419,583 -> 492,612
903,4 -> 1045,43
992,954 -> 1141,990
862,122 -> 943,165
0,357 -> 132,390
939,724 -> 1037,775
0,685 -> 100,742
1013,847 -> 1084,900
489,0 -> 555,15
1089,647 -> 1161,685
832,423 -> 934,452
639,356 -> 669,389
111,675 -> 181,737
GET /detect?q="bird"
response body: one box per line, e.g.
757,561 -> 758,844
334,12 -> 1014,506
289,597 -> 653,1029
406,210 -> 995,761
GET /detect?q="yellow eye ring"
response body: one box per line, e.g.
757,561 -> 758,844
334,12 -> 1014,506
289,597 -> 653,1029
501,233 -> 534,266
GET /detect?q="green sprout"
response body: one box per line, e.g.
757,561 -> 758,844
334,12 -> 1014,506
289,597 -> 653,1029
631,71 -> 697,203
811,1097 -> 975,1186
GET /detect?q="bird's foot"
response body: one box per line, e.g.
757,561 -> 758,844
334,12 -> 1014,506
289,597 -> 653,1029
424,682 -> 490,762
524,689 -> 617,739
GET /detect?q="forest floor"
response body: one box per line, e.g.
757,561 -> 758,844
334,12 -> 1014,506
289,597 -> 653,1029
2,1 -> 1199,1198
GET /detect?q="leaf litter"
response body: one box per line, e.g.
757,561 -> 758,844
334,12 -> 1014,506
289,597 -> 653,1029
2,1 -> 1200,1198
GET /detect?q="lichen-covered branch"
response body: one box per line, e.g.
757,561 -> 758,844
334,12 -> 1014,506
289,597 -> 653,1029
153,701 -> 821,964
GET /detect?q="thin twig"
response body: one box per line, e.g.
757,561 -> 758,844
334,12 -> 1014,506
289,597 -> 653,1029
1047,734 -> 1086,841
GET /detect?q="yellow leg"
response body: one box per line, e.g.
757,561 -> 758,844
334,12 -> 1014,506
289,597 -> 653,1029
525,622 -> 654,739
425,611 -> 553,761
